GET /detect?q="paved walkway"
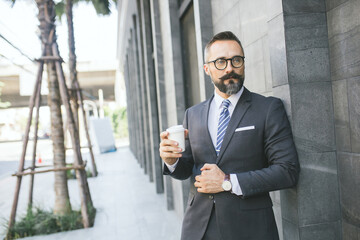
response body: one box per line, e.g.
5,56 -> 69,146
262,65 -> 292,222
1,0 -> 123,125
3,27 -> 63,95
0,146 -> 181,240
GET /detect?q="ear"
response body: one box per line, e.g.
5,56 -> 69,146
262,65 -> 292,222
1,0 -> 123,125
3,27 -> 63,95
204,63 -> 210,76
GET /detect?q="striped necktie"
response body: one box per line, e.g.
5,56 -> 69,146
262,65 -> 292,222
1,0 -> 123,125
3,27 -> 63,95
216,99 -> 231,155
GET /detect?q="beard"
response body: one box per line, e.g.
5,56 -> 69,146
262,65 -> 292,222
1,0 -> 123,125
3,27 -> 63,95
213,71 -> 244,95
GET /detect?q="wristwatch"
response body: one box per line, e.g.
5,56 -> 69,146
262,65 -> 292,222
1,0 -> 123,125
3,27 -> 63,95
222,174 -> 232,191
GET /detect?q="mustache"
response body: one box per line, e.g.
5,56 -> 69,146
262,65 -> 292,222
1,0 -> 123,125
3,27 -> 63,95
219,71 -> 243,81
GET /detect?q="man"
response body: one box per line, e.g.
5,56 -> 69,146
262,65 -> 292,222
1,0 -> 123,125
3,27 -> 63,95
159,31 -> 300,240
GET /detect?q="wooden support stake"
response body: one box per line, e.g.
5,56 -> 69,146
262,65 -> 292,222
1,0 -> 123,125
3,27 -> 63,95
8,60 -> 44,230
52,42 -> 91,228
36,56 -> 63,62
23,165 -> 53,171
28,75 -> 42,209
76,86 -> 98,177
13,164 -> 86,177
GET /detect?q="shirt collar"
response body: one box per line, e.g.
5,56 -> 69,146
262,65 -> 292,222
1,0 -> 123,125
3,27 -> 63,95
214,86 -> 244,110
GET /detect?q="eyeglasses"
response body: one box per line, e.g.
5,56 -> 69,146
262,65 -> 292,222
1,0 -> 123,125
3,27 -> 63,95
207,56 -> 245,70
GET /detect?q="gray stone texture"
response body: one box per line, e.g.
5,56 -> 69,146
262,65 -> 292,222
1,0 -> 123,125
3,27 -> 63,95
326,0 -> 349,11
276,0 -> 342,239
268,14 -> 289,87
299,221 -> 341,240
245,38 -> 267,93
285,13 -> 331,84
337,153 -> 360,228
211,0 -> 239,27
283,219 -> 300,240
328,25 -> 360,82
291,82 -> 336,152
281,188 -> 299,225
326,0 -> 360,237
283,0 -> 326,14
273,84 -> 292,119
297,151 -> 340,226
348,77 -> 360,153
332,80 -> 351,152
327,0 -> 360,82
342,220 -> 360,240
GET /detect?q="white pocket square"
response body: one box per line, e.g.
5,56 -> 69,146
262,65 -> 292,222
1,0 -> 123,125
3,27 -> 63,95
235,126 -> 255,132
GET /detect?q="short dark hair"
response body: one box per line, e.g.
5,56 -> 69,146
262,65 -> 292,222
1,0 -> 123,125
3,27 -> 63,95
204,31 -> 244,62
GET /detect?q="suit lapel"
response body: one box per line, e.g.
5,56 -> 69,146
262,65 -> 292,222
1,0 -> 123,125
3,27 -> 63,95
201,95 -> 217,161
216,88 -> 252,164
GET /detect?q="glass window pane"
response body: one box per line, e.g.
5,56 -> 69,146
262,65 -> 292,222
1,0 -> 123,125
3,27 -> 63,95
180,4 -> 200,108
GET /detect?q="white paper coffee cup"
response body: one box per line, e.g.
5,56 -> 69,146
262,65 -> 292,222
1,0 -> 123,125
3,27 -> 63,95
166,125 -> 185,153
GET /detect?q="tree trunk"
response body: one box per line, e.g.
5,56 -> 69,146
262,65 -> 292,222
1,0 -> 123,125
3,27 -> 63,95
65,0 -> 98,177
36,0 -> 71,215
65,0 -> 79,129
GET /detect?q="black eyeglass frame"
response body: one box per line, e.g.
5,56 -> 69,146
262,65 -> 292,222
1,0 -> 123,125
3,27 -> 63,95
207,55 -> 245,70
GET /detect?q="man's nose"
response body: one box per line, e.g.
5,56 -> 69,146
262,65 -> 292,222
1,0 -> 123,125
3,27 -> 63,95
224,59 -> 234,73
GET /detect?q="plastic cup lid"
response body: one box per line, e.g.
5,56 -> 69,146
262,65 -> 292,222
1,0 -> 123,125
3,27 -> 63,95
166,125 -> 184,133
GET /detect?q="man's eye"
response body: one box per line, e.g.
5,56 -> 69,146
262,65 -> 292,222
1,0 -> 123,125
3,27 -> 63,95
233,57 -> 241,64
216,59 -> 226,65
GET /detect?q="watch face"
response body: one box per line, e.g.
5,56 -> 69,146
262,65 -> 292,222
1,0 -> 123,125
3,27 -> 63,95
222,180 -> 232,191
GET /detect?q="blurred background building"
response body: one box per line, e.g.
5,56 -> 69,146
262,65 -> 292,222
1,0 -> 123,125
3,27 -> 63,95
116,0 -> 360,239
0,1 -> 127,143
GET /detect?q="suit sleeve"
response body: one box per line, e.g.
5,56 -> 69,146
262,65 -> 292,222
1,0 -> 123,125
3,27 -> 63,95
163,109 -> 194,180
236,98 -> 300,198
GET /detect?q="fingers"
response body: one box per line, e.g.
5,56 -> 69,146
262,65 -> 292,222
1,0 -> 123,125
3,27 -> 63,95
200,163 -> 215,171
159,138 -> 182,154
160,131 -> 169,140
194,175 -> 202,189
160,131 -> 180,147
185,129 -> 189,138
160,151 -> 182,159
159,131 -> 183,163
160,138 -> 178,147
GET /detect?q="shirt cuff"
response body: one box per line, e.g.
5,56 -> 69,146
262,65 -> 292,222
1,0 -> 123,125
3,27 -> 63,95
230,174 -> 243,196
164,159 -> 179,173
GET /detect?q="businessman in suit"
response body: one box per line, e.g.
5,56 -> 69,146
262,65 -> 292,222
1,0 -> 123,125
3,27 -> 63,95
159,31 -> 300,240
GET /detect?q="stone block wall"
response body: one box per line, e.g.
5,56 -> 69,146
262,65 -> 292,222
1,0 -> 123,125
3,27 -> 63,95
326,0 -> 360,239
116,0 -> 360,239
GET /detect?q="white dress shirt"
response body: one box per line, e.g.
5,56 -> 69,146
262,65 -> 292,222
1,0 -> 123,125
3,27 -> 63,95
166,87 -> 244,196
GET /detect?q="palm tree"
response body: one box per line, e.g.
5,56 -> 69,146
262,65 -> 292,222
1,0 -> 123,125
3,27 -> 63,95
6,0 -> 94,232
55,0 -> 114,124
55,0 -> 115,177
5,0 -> 91,216
34,0 -> 94,221
35,0 -> 72,215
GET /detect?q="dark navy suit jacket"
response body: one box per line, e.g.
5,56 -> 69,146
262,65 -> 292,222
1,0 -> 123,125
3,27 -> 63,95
164,88 -> 300,240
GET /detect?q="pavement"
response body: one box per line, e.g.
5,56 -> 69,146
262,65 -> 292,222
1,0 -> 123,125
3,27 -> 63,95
0,142 -> 182,240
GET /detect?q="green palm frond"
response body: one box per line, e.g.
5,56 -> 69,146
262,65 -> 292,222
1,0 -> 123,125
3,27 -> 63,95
90,0 -> 111,15
54,1 -> 65,20
54,0 -> 115,19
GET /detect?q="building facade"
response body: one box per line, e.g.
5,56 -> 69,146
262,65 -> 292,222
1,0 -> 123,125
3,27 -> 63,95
116,0 -> 360,239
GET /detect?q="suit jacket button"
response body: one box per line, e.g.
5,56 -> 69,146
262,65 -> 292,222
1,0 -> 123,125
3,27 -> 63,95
209,195 -> 214,200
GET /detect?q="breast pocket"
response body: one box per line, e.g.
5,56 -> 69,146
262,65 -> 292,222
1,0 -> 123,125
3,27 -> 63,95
233,127 -> 259,138
229,128 -> 262,158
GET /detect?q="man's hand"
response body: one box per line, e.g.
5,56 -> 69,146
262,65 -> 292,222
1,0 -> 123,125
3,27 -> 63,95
194,164 -> 225,193
159,130 -> 188,165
